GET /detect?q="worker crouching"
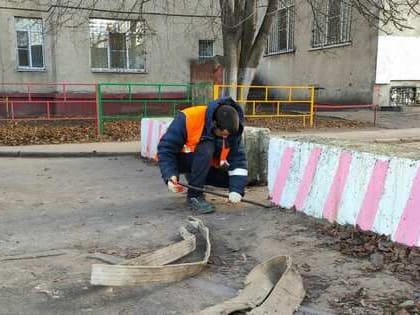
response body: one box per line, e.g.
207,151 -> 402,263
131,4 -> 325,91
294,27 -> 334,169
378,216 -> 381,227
157,96 -> 248,214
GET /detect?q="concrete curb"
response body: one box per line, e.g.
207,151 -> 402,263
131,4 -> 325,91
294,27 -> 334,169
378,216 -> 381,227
0,151 -> 139,158
268,137 -> 420,247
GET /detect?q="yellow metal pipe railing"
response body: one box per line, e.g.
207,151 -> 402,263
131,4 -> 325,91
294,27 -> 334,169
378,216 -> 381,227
213,84 -> 315,127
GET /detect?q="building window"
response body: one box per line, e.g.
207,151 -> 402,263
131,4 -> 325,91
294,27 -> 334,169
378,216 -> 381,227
198,40 -> 214,60
311,0 -> 352,48
266,0 -> 295,55
15,17 -> 44,69
89,19 -> 146,72
390,87 -> 419,107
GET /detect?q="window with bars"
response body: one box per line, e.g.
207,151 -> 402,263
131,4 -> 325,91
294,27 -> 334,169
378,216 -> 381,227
89,19 -> 146,72
15,17 -> 44,69
266,0 -> 295,55
198,40 -> 214,60
311,0 -> 352,48
390,87 -> 420,107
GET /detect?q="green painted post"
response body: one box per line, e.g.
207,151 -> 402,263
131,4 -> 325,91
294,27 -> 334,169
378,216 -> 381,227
97,84 -> 104,135
187,83 -> 192,105
157,84 -> 162,101
172,102 -> 176,116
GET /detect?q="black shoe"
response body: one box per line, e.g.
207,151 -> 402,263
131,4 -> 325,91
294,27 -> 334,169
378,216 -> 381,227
187,196 -> 215,214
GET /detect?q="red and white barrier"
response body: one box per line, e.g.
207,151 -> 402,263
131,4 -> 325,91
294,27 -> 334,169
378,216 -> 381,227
140,118 -> 172,159
268,138 -> 420,247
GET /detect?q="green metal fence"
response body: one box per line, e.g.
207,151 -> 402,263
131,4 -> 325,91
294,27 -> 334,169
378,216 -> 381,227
97,82 -> 213,134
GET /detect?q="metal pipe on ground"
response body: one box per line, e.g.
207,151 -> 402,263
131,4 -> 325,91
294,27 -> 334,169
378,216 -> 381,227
178,182 -> 272,208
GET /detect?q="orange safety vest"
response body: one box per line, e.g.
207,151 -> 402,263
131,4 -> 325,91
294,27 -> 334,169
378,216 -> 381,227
182,106 -> 230,167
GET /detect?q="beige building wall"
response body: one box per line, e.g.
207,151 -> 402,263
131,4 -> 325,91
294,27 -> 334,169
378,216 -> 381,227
0,9 -> 56,87
0,0 -> 222,93
257,0 -> 379,104
3,0 -> 416,106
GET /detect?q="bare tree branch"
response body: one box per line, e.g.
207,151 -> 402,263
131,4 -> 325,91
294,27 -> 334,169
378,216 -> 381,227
2,0 -> 418,99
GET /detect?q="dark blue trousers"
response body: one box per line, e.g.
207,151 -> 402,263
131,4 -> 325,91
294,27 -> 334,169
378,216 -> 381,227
176,140 -> 229,198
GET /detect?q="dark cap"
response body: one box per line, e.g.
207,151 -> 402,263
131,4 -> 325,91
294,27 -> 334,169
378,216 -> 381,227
214,105 -> 240,134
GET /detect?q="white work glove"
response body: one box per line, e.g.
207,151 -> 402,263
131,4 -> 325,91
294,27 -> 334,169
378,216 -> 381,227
228,192 -> 242,203
167,176 -> 184,193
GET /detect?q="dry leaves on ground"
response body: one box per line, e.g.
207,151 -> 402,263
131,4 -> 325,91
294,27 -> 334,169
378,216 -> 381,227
0,117 -> 370,146
246,116 -> 372,132
0,121 -> 140,146
316,223 -> 420,284
0,116 -> 371,146
330,287 -> 419,315
316,222 -> 419,314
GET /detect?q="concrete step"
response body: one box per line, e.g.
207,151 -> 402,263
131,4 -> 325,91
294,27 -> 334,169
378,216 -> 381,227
401,105 -> 420,112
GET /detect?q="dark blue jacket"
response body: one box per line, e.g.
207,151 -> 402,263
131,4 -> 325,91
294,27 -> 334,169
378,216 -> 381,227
157,97 -> 248,195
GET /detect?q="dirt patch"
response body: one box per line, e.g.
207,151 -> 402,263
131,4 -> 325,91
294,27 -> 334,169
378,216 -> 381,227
246,116 -> 373,132
315,223 -> 420,285
0,115 -> 372,146
0,120 -> 140,146
312,222 -> 420,314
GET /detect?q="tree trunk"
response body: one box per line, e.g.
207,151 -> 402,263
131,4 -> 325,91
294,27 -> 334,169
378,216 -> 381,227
239,0 -> 279,100
220,0 -> 279,102
237,67 -> 257,100
220,0 -> 241,99
223,35 -> 239,100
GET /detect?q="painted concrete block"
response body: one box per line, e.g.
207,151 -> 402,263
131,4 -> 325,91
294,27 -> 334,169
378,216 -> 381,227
268,138 -> 420,247
140,117 -> 173,159
243,127 -> 270,184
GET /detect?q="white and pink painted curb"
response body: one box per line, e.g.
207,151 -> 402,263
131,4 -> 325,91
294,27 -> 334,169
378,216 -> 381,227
140,118 -> 172,159
268,138 -> 420,247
